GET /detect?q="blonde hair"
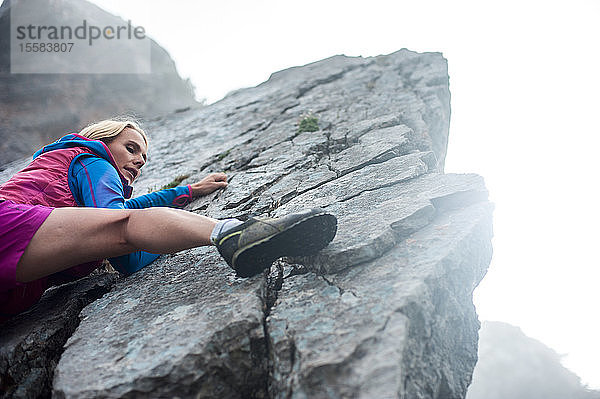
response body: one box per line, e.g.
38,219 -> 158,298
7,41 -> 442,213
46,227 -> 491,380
78,119 -> 148,145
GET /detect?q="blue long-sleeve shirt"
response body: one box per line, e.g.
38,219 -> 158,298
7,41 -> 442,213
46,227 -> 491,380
69,155 -> 193,275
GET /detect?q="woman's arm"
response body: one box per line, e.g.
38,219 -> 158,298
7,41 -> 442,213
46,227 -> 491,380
72,157 -> 227,209
125,185 -> 193,209
127,172 -> 228,208
71,156 -> 193,209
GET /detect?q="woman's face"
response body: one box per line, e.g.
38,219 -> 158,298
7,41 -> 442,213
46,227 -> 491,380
106,128 -> 148,185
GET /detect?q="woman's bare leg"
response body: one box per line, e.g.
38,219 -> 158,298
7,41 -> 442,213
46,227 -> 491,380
16,207 -> 218,283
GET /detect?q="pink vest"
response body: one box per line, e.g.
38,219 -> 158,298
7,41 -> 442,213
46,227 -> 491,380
0,147 -> 106,286
0,146 -> 92,207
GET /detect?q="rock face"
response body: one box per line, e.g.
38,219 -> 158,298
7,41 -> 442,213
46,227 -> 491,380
0,272 -> 118,398
0,49 -> 493,398
467,321 -> 600,399
0,0 -> 198,166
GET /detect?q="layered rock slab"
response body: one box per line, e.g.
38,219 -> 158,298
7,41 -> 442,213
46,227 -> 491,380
53,249 -> 267,398
123,49 -> 451,198
0,273 -> 117,399
268,198 -> 493,399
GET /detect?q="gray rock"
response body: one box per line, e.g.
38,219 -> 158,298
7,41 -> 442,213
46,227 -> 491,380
330,124 -> 418,176
2,48 -> 492,398
53,248 -> 268,399
282,171 -> 488,275
268,202 -> 493,398
0,272 -> 118,399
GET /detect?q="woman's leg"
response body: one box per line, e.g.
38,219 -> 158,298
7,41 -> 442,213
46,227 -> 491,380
16,207 -> 218,283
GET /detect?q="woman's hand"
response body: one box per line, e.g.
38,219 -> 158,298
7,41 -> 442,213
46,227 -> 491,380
189,173 -> 228,197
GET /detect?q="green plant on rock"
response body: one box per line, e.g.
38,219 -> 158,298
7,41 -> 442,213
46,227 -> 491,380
161,174 -> 190,190
217,149 -> 230,161
297,112 -> 319,133
148,174 -> 191,193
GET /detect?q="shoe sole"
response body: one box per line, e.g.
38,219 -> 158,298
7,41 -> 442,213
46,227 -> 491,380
233,211 -> 337,277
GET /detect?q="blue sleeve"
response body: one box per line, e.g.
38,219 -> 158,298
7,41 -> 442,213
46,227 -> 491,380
124,185 -> 193,209
70,156 -> 193,210
70,156 -> 165,275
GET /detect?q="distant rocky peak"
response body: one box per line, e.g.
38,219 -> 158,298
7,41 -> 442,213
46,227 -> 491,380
0,0 -> 198,166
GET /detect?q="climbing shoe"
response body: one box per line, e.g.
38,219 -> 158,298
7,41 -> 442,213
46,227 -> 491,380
215,208 -> 337,277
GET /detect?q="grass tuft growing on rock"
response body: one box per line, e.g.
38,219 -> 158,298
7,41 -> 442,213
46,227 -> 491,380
148,174 -> 190,193
297,112 -> 319,133
161,174 -> 190,190
217,149 -> 231,161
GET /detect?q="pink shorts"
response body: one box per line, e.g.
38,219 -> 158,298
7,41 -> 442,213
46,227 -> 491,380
0,199 -> 53,321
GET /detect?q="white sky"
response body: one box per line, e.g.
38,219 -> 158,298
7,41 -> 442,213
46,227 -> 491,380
89,0 -> 600,388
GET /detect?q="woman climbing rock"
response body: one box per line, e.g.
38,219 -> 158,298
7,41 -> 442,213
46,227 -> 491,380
0,119 -> 337,322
